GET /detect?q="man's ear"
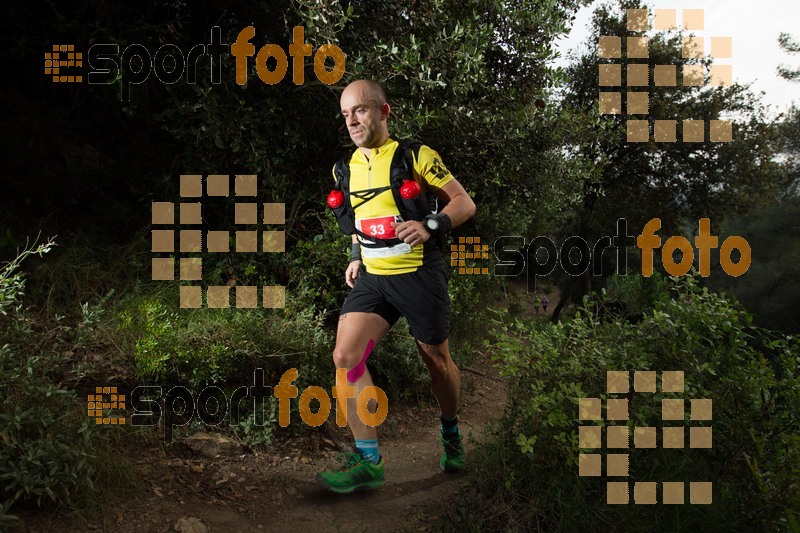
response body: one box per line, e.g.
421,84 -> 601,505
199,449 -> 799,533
380,102 -> 391,120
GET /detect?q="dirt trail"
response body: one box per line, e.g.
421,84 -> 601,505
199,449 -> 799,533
16,353 -> 506,533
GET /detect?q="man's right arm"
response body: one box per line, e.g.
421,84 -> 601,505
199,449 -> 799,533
345,234 -> 361,288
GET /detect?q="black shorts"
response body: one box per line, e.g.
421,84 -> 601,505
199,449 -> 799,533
340,266 -> 450,345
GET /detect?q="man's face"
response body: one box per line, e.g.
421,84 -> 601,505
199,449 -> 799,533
340,86 -> 388,149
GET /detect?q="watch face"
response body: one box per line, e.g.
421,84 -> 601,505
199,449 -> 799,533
426,218 -> 439,231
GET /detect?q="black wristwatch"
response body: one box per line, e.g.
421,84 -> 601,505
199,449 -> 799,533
423,213 -> 452,236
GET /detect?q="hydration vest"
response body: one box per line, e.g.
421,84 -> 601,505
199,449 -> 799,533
328,139 -> 440,248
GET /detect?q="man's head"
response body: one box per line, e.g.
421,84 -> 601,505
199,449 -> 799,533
340,80 -> 390,151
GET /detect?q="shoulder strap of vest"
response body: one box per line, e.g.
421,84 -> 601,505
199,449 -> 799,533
390,139 -> 423,187
333,154 -> 352,194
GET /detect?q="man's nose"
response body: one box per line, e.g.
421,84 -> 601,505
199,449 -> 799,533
347,115 -> 359,126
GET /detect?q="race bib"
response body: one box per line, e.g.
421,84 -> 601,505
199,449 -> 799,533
356,215 -> 413,258
357,216 -> 398,239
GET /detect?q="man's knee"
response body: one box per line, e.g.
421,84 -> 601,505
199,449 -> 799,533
418,343 -> 455,377
332,345 -> 361,369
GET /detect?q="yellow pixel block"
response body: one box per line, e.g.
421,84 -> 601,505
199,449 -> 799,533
683,120 -> 705,142
263,286 -> 286,309
607,482 -> 629,504
710,65 -> 732,86
180,258 -> 202,280
180,286 -> 202,308
236,231 -> 258,253
634,482 -> 657,505
654,9 -> 677,30
627,92 -> 649,115
710,120 -> 733,142
235,174 -> 258,196
599,92 -> 621,115
207,286 -> 230,308
627,37 -> 649,59
627,9 -> 649,31
654,65 -> 677,86
579,398 -> 602,420
579,453 -> 601,476
662,398 -> 685,420
627,64 -> 649,86
579,426 -> 602,448
634,426 -> 657,448
606,454 -> 629,477
607,426 -> 629,448
151,258 -> 174,281
151,230 -> 174,253
151,202 -> 174,224
683,9 -> 704,31
682,37 -> 704,59
691,399 -> 713,420
663,426 -> 684,448
263,231 -> 286,253
627,120 -> 649,143
607,399 -> 629,420
662,371 -> 685,392
663,482 -> 685,504
655,120 -> 677,143
690,427 -> 712,448
606,371 -> 629,393
682,65 -> 705,86
207,175 -> 229,196
264,203 -> 286,224
599,36 -> 622,58
690,482 -> 712,504
180,175 -> 202,197
236,286 -> 258,309
711,37 -> 733,58
180,230 -> 202,253
207,231 -> 230,252
633,370 -> 656,392
180,203 -> 202,225
235,203 -> 258,225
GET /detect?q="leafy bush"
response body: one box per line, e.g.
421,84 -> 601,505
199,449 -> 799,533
0,240 -> 137,523
464,274 -> 799,531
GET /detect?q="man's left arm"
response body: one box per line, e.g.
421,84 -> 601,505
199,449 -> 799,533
392,179 -> 475,246
431,179 -> 476,229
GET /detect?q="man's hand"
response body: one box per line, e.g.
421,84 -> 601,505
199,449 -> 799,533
345,260 -> 361,288
391,220 -> 431,246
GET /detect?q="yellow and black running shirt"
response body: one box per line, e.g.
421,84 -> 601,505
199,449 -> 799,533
332,137 -> 454,275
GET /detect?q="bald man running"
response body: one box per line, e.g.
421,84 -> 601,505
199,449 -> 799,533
316,80 -> 476,493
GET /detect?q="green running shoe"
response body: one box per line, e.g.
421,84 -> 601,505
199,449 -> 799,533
440,432 -> 465,473
316,450 -> 385,494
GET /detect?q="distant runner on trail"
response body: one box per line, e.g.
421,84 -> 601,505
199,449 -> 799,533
318,79 -> 477,493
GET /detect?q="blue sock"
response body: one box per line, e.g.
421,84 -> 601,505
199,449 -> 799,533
440,414 -> 459,437
355,439 -> 381,464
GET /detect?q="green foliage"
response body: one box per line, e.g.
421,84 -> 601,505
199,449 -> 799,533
0,243 -> 137,523
709,198 -> 800,333
116,286 -> 334,389
232,397 -> 278,448
547,0 -> 787,317
0,237 -> 56,316
466,274 -> 799,531
0,345 -> 97,521
778,32 -> 800,82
